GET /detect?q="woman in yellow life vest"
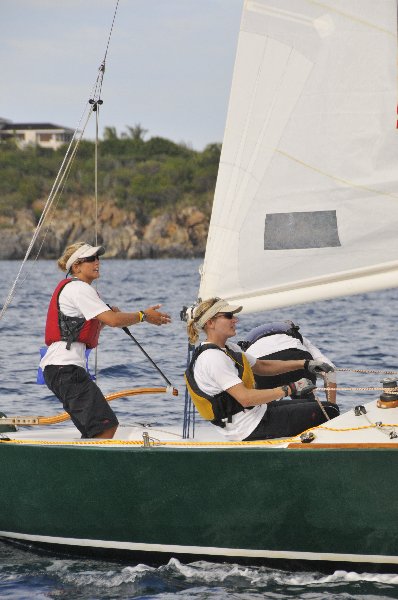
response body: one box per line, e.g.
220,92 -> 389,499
185,298 -> 339,441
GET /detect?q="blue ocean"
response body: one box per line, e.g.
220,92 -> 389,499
1,258 -> 398,599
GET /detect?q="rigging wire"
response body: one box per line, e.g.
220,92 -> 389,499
183,344 -> 196,438
92,97 -> 103,379
0,0 -> 120,324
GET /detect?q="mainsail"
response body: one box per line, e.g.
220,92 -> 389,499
199,0 -> 398,312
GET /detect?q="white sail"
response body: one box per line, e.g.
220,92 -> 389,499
199,0 -> 398,312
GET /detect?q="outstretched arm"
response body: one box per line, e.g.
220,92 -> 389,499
96,304 -> 171,328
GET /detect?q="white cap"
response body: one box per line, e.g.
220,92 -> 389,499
66,244 -> 105,272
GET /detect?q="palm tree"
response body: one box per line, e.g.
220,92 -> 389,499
125,124 -> 148,141
103,126 -> 118,140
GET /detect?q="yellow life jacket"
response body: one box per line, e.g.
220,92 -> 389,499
184,343 -> 255,428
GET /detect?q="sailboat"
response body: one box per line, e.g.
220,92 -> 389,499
1,0 -> 398,567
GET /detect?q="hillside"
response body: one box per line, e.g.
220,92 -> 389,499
0,132 -> 220,259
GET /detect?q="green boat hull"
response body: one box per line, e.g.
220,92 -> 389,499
1,443 -> 397,565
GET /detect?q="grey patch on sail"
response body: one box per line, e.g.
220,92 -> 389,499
264,210 -> 341,250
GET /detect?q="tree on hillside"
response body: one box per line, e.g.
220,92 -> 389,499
0,131 -> 220,217
103,126 -> 118,140
124,124 -> 148,142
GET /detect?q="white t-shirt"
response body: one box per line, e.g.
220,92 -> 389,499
40,280 -> 110,370
248,334 -> 336,382
193,341 -> 267,441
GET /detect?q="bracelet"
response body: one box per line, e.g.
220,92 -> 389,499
281,385 -> 290,397
138,311 -> 146,322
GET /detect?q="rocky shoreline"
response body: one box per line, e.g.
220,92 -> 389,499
0,198 -> 209,260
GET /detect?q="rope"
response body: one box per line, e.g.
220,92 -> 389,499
0,436 -> 300,447
4,421 -> 398,447
317,386 -> 398,393
314,393 -> 330,420
358,411 -> 398,438
29,383 -> 394,427
318,423 -> 398,432
336,368 -> 398,375
3,401 -> 398,446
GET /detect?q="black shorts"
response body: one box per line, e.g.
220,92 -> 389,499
44,364 -> 119,438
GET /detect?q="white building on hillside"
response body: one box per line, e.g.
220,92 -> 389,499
0,119 -> 74,150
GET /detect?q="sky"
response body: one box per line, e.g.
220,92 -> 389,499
1,0 -> 243,150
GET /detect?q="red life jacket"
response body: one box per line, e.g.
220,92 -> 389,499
45,279 -> 101,349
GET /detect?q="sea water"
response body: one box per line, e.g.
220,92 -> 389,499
1,258 -> 398,600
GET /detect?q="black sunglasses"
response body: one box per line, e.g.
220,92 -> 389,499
216,312 -> 235,320
78,254 -> 100,264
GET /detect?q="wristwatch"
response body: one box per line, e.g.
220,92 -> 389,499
281,385 -> 290,397
139,311 -> 147,322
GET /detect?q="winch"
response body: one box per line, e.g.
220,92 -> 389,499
377,378 -> 398,409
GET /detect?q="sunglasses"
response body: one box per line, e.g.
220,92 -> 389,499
216,312 -> 235,320
78,254 -> 100,264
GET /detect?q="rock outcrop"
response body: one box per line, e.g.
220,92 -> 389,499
0,198 -> 209,259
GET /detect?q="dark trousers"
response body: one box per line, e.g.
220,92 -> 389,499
244,399 -> 339,441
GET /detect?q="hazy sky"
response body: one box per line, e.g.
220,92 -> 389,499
1,0 -> 243,150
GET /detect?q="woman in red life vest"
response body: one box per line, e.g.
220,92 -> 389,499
41,241 -> 171,439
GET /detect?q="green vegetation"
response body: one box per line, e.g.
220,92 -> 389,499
0,128 -> 221,219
